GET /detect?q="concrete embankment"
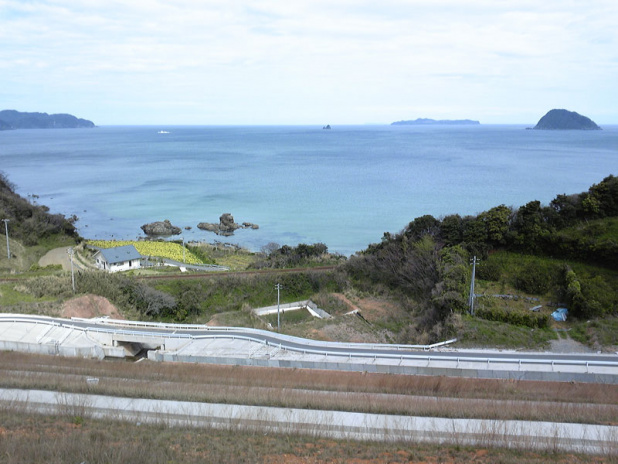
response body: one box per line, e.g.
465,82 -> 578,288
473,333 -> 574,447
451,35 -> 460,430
1,388 -> 615,455
2,314 -> 617,384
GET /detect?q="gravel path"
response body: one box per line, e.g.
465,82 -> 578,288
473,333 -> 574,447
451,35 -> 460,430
549,337 -> 596,353
38,246 -> 73,271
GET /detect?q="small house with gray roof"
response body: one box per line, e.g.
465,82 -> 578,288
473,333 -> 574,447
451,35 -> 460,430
93,245 -> 142,273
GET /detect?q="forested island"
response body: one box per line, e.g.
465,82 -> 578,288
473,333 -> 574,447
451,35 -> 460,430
391,118 -> 480,126
0,109 -> 95,130
532,109 -> 601,130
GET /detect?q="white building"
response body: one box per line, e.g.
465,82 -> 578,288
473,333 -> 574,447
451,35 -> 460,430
93,245 -> 142,272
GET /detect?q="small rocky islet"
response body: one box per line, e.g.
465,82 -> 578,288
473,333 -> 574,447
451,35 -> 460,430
531,109 -> 601,130
141,214 -> 258,237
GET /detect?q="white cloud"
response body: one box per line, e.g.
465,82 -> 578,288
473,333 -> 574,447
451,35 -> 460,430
0,0 -> 616,123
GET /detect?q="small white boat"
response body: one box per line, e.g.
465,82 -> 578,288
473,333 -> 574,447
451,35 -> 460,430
158,130 -> 170,134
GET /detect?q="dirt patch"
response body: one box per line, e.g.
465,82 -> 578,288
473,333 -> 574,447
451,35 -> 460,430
206,315 -> 222,326
38,246 -> 73,271
60,294 -> 124,320
549,336 -> 596,353
332,293 -> 401,322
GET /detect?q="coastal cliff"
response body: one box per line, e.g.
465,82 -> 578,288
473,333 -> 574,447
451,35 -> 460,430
532,109 -> 601,130
0,110 -> 95,130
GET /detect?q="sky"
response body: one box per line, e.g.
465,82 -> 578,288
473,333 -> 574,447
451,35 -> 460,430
1,0 -> 617,125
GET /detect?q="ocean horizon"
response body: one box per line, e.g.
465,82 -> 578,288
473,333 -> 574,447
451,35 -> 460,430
1,124 -> 616,255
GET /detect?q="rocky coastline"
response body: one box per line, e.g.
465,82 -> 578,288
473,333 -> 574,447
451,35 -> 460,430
141,214 -> 259,238
197,213 -> 259,236
141,220 -> 182,236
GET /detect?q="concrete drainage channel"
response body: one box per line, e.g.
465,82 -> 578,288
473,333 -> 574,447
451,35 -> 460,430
1,388 -> 616,455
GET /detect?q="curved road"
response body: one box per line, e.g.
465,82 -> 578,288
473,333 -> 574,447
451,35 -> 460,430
15,314 -> 618,366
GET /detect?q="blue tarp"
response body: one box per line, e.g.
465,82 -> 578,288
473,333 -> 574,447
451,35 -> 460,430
551,307 -> 568,322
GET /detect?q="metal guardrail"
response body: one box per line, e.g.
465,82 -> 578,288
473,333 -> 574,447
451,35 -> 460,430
2,315 -> 618,370
72,317 -> 458,351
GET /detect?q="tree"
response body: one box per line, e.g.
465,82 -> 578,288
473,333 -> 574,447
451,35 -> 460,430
479,205 -> 512,246
260,242 -> 280,256
549,193 -> 581,228
440,214 -> 463,246
512,201 -> 550,252
462,215 -> 487,244
404,215 -> 440,241
588,175 -> 618,218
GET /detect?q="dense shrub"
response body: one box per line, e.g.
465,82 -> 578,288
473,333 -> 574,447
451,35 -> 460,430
561,266 -> 617,318
513,262 -> 556,295
0,171 -> 78,245
154,270 -> 347,321
251,242 -> 344,269
476,260 -> 501,281
24,275 -> 73,298
475,305 -> 550,328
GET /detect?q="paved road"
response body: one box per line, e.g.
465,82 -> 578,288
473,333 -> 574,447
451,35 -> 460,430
15,314 -> 618,366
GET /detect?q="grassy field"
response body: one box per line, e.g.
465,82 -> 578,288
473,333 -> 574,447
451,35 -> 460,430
4,408 -> 613,464
0,351 -> 616,463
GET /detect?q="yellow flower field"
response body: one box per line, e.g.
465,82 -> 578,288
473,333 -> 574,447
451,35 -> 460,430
86,240 -> 204,265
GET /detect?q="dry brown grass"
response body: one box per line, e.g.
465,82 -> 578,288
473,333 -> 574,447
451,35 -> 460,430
1,406 -> 612,464
1,352 -> 616,463
1,351 -> 616,426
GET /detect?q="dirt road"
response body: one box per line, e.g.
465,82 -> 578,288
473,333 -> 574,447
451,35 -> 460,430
38,246 -> 78,271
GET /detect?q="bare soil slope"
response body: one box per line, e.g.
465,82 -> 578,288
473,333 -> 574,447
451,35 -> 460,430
60,294 -> 123,319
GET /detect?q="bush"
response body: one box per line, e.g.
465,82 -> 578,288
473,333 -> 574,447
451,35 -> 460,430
476,260 -> 501,281
561,266 -> 617,318
475,305 -> 550,328
513,262 -> 555,295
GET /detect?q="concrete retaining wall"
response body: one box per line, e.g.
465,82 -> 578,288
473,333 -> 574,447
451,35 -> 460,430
0,340 -> 105,359
147,351 -> 617,384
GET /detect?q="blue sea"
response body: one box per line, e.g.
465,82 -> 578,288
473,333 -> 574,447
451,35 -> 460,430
1,125 -> 616,255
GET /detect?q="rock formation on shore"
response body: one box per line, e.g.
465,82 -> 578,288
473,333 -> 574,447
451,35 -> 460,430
532,109 -> 601,130
141,219 -> 182,236
198,213 -> 259,236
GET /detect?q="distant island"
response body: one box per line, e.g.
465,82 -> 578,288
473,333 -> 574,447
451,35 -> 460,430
531,109 -> 601,130
391,118 -> 480,126
0,109 -> 95,130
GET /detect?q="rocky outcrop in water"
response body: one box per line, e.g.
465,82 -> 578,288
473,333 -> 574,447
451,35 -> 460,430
141,219 -> 182,236
532,109 -> 601,130
198,213 -> 259,236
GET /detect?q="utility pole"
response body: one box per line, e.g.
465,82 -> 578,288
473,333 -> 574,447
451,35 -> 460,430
469,256 -> 479,316
2,219 -> 9,260
68,247 -> 76,293
182,237 -> 186,263
275,283 -> 282,331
